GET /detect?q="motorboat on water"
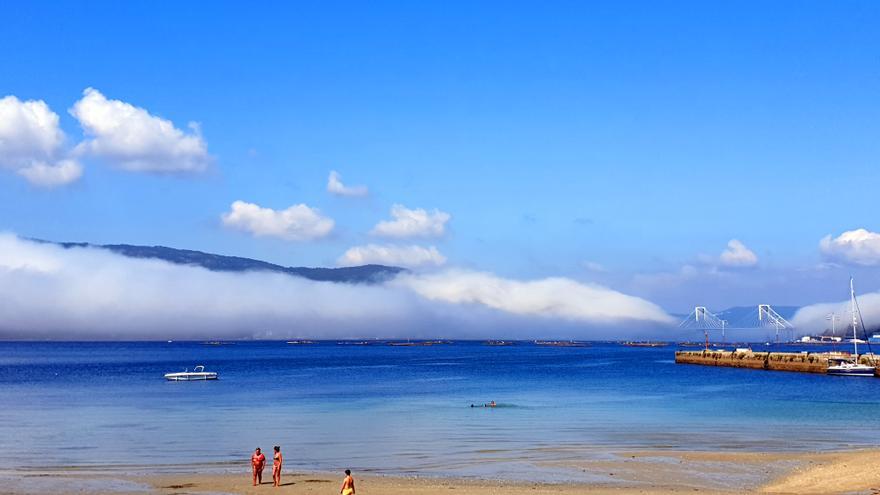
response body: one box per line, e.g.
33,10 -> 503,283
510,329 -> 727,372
827,279 -> 876,377
164,365 -> 218,381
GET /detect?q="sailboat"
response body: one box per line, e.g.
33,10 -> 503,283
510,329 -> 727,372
827,278 -> 876,377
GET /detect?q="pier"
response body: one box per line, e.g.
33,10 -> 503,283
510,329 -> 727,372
675,349 -> 879,375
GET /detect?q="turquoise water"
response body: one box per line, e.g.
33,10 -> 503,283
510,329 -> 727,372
1,341 -> 879,480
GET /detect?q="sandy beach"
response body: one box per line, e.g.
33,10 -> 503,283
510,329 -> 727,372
6,449 -> 880,495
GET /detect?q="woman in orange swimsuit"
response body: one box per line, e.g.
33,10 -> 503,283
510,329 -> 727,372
272,445 -> 283,487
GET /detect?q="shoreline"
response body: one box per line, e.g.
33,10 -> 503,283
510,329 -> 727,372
5,449 -> 880,494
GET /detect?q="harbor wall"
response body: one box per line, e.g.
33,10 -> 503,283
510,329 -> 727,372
674,350 -> 854,374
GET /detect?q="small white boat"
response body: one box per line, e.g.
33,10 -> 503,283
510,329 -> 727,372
164,365 -> 218,381
827,358 -> 875,377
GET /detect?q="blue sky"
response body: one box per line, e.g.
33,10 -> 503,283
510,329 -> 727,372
2,1 -> 880,316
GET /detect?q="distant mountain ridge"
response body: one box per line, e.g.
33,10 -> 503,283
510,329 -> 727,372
50,241 -> 406,284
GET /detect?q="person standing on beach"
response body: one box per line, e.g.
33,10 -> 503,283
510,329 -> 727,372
251,447 -> 266,486
272,445 -> 283,487
340,469 -> 355,495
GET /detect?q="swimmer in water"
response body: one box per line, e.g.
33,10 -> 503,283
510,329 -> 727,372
251,447 -> 266,486
340,469 -> 355,495
272,445 -> 282,487
487,400 -> 497,407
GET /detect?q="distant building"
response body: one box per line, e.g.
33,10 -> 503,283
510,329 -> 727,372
800,335 -> 842,343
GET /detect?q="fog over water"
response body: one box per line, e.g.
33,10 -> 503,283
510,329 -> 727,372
794,293 -> 880,337
0,234 -> 674,340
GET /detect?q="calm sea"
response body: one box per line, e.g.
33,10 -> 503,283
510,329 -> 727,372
1,341 -> 878,480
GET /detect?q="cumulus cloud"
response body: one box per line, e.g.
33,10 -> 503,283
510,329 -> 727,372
327,170 -> 368,197
70,88 -> 210,173
819,229 -> 880,266
0,96 -> 63,165
719,239 -> 758,268
371,204 -> 450,238
221,200 -> 334,241
17,159 -> 83,187
0,234 -> 674,340
338,244 -> 446,268
395,269 -> 674,324
0,95 -> 82,187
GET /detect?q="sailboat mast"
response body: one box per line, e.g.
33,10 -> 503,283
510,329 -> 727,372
851,277 -> 859,356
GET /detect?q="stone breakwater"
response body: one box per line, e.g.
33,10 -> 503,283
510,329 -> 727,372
675,349 -> 879,375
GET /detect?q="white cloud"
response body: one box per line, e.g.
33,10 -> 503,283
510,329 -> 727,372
0,96 -> 63,166
0,234 -> 675,339
819,229 -> 880,266
719,239 -> 758,267
221,200 -> 334,241
338,244 -> 446,268
582,261 -> 607,273
17,159 -> 83,188
327,170 -> 368,197
371,204 -> 450,238
0,95 -> 82,187
396,270 -> 674,324
70,88 -> 210,173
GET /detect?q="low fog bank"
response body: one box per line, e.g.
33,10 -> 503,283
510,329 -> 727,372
0,234 -> 674,340
793,294 -> 880,336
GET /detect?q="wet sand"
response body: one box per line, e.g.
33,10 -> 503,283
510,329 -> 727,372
5,449 -> 880,494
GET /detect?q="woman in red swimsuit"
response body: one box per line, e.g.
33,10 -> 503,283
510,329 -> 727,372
251,447 -> 266,486
272,445 -> 283,487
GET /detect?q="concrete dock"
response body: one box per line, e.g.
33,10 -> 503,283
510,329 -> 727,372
675,349 -> 879,375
